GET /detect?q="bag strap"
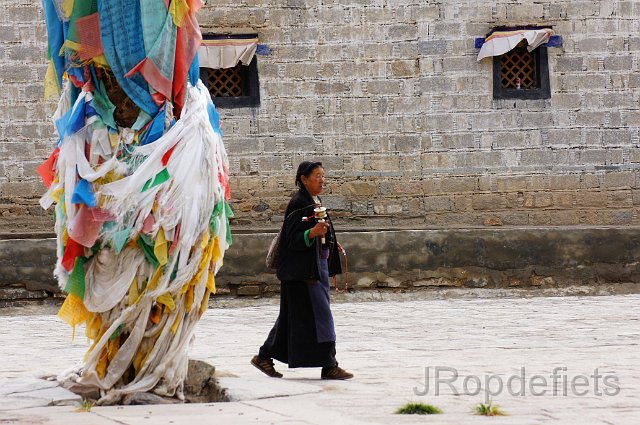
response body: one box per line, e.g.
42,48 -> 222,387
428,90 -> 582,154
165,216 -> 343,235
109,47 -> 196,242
281,203 -> 319,228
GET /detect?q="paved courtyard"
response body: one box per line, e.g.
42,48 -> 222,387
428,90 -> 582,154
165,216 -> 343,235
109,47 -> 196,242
0,293 -> 638,424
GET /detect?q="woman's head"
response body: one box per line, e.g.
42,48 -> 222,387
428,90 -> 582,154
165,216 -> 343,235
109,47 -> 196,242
295,161 -> 324,196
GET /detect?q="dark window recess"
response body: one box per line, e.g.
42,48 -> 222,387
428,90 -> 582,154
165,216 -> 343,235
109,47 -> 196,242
200,56 -> 260,108
493,41 -> 550,100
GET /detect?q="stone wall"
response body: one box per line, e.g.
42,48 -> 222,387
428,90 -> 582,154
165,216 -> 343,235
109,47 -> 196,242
0,0 -> 55,234
2,1 -> 640,234
2,228 -> 639,304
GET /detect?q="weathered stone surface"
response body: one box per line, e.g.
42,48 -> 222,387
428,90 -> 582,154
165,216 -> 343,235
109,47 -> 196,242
0,377 -> 81,410
236,285 -> 261,296
3,229 -> 640,302
184,359 -> 227,403
121,392 -> 183,405
0,239 -> 57,292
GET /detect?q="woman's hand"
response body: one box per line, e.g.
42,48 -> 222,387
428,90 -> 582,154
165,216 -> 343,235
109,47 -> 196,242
308,221 -> 329,239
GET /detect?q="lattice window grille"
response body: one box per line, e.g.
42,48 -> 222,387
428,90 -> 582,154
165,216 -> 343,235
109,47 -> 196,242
500,43 -> 536,89
202,67 -> 244,97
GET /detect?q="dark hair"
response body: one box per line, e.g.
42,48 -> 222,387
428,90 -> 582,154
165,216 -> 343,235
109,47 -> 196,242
295,161 -> 323,187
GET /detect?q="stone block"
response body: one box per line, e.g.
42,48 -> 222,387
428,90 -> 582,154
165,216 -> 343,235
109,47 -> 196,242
510,3 -> 544,19
236,285 -> 261,296
494,176 -> 528,192
0,287 -> 48,300
578,149 -> 607,165
441,133 -> 476,150
387,24 -> 418,41
440,176 -> 478,193
472,194 -> 507,210
577,191 -> 608,207
424,196 -> 451,212
417,76 -> 454,94
417,40 -> 448,56
389,60 -> 419,78
523,192 -> 553,208
550,175 -> 581,190
340,181 -> 377,196
607,190 -> 633,207
603,92 -> 634,109
520,150 -> 554,167
603,172 -> 634,189
366,80 -> 401,95
548,129 -> 580,146
607,210 -> 634,225
351,201 -> 368,215
390,134 -> 421,152
411,5 -> 440,21
602,129 -> 632,145
0,25 -> 18,43
555,57 -> 584,72
322,195 -> 347,211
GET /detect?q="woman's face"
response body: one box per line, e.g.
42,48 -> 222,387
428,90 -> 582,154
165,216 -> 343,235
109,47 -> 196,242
301,166 -> 325,196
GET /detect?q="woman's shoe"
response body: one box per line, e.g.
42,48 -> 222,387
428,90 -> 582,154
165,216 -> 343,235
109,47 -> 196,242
321,363 -> 353,380
251,355 -> 283,378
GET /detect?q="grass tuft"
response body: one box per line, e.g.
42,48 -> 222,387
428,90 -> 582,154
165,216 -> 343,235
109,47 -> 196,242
475,401 -> 506,416
76,399 -> 94,413
395,402 -> 443,415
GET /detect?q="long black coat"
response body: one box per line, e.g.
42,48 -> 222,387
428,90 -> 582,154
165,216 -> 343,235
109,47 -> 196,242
276,187 -> 342,282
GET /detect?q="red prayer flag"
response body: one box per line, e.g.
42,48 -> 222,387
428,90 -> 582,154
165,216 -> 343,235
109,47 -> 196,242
61,237 -> 85,272
162,144 -> 176,166
37,148 -> 59,188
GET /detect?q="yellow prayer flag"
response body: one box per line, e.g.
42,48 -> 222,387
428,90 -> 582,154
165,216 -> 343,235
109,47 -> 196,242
170,313 -> 182,334
206,272 -> 216,294
128,277 -> 139,306
147,267 -> 163,291
154,228 -> 169,266
170,0 -> 189,27
51,187 -> 64,203
44,61 -> 61,100
157,292 -> 176,312
57,294 -> 91,339
96,349 -> 108,379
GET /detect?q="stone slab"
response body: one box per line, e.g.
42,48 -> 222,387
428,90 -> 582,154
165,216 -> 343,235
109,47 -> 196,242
0,295 -> 639,424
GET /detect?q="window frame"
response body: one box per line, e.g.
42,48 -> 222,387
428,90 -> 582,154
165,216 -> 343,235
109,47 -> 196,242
200,56 -> 261,109
492,45 -> 550,100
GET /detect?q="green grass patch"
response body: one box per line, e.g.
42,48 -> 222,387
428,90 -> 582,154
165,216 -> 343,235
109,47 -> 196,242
475,401 -> 506,416
396,402 -> 443,415
76,399 -> 94,412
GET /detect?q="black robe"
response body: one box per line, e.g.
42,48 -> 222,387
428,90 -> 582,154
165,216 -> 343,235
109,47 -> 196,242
259,187 -> 342,367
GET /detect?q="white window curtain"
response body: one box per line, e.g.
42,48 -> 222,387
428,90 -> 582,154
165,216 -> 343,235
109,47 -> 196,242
477,28 -> 553,61
198,36 -> 258,69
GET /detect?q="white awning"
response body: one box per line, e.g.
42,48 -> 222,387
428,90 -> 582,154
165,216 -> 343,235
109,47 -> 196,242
198,35 -> 258,69
477,28 -> 553,61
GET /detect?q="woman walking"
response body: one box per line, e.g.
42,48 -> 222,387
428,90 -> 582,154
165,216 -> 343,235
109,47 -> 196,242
251,161 -> 353,380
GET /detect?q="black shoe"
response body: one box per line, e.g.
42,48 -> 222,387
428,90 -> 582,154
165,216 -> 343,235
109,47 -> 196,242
251,355 -> 283,378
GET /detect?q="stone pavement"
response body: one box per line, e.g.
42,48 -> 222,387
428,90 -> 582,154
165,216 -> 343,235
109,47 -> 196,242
0,293 -> 639,424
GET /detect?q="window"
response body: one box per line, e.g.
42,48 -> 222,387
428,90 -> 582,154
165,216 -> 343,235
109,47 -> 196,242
493,41 -> 550,100
200,57 -> 260,108
199,33 -> 261,108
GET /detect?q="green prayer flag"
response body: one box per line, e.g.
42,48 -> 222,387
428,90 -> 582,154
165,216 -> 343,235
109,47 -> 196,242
64,257 -> 86,299
137,235 -> 159,269
151,168 -> 170,188
113,226 -> 132,254
132,110 -> 153,131
141,178 -> 152,192
224,201 -> 234,245
141,168 -> 170,192
109,324 -> 123,341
